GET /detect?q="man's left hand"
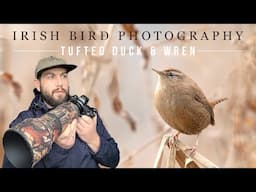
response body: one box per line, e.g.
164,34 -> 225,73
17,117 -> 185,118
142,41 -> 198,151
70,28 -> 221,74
76,115 -> 100,153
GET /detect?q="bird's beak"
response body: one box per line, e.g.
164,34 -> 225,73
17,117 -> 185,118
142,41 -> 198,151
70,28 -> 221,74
152,68 -> 163,76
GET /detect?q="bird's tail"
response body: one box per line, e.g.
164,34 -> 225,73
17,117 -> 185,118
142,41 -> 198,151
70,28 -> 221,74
210,97 -> 228,108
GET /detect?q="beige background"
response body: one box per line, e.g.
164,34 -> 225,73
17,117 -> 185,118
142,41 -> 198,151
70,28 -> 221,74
0,24 -> 255,168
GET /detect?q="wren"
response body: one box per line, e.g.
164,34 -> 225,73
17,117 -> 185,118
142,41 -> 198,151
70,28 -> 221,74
152,68 -> 227,137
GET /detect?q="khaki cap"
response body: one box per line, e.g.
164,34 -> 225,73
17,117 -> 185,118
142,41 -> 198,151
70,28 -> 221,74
35,56 -> 77,79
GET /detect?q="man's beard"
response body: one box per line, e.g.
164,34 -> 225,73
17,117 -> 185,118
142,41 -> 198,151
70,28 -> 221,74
41,87 -> 70,108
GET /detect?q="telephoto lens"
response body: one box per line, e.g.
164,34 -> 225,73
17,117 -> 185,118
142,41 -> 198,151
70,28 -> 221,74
3,95 -> 96,168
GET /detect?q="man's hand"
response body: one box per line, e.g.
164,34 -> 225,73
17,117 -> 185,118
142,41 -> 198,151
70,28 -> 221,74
76,115 -> 100,153
55,119 -> 77,149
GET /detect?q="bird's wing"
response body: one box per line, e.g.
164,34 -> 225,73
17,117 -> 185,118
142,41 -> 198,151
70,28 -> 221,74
193,89 -> 215,125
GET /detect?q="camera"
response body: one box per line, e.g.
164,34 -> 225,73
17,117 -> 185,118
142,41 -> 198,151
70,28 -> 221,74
70,95 -> 96,118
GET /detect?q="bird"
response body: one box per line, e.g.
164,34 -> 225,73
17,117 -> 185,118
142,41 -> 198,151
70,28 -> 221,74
152,68 -> 227,152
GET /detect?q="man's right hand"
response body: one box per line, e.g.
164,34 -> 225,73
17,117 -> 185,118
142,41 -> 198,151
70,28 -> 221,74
55,119 -> 77,149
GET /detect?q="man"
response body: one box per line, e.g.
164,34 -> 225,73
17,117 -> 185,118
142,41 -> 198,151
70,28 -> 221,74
2,56 -> 120,168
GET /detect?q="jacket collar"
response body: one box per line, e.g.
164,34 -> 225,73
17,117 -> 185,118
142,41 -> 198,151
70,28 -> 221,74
30,88 -> 72,112
30,88 -> 49,112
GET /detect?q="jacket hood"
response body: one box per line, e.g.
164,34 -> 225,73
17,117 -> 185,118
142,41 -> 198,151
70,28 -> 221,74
29,89 -> 49,112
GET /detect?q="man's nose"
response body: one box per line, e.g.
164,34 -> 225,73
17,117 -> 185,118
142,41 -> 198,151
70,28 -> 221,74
56,76 -> 63,86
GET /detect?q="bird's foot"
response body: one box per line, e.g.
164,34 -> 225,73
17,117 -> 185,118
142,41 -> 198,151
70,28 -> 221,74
184,134 -> 199,156
167,131 -> 180,148
184,146 -> 196,156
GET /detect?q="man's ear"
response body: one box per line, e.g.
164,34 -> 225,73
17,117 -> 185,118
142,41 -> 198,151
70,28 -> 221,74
34,79 -> 40,92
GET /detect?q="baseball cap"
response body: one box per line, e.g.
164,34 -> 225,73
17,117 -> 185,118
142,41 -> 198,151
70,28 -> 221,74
35,56 -> 77,79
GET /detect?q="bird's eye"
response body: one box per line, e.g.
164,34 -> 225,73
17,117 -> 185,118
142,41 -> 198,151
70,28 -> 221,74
168,72 -> 174,76
168,72 -> 178,78
167,71 -> 180,80
167,73 -> 176,80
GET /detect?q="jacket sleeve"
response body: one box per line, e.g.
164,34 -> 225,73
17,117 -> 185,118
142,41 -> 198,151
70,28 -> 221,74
88,113 -> 120,168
